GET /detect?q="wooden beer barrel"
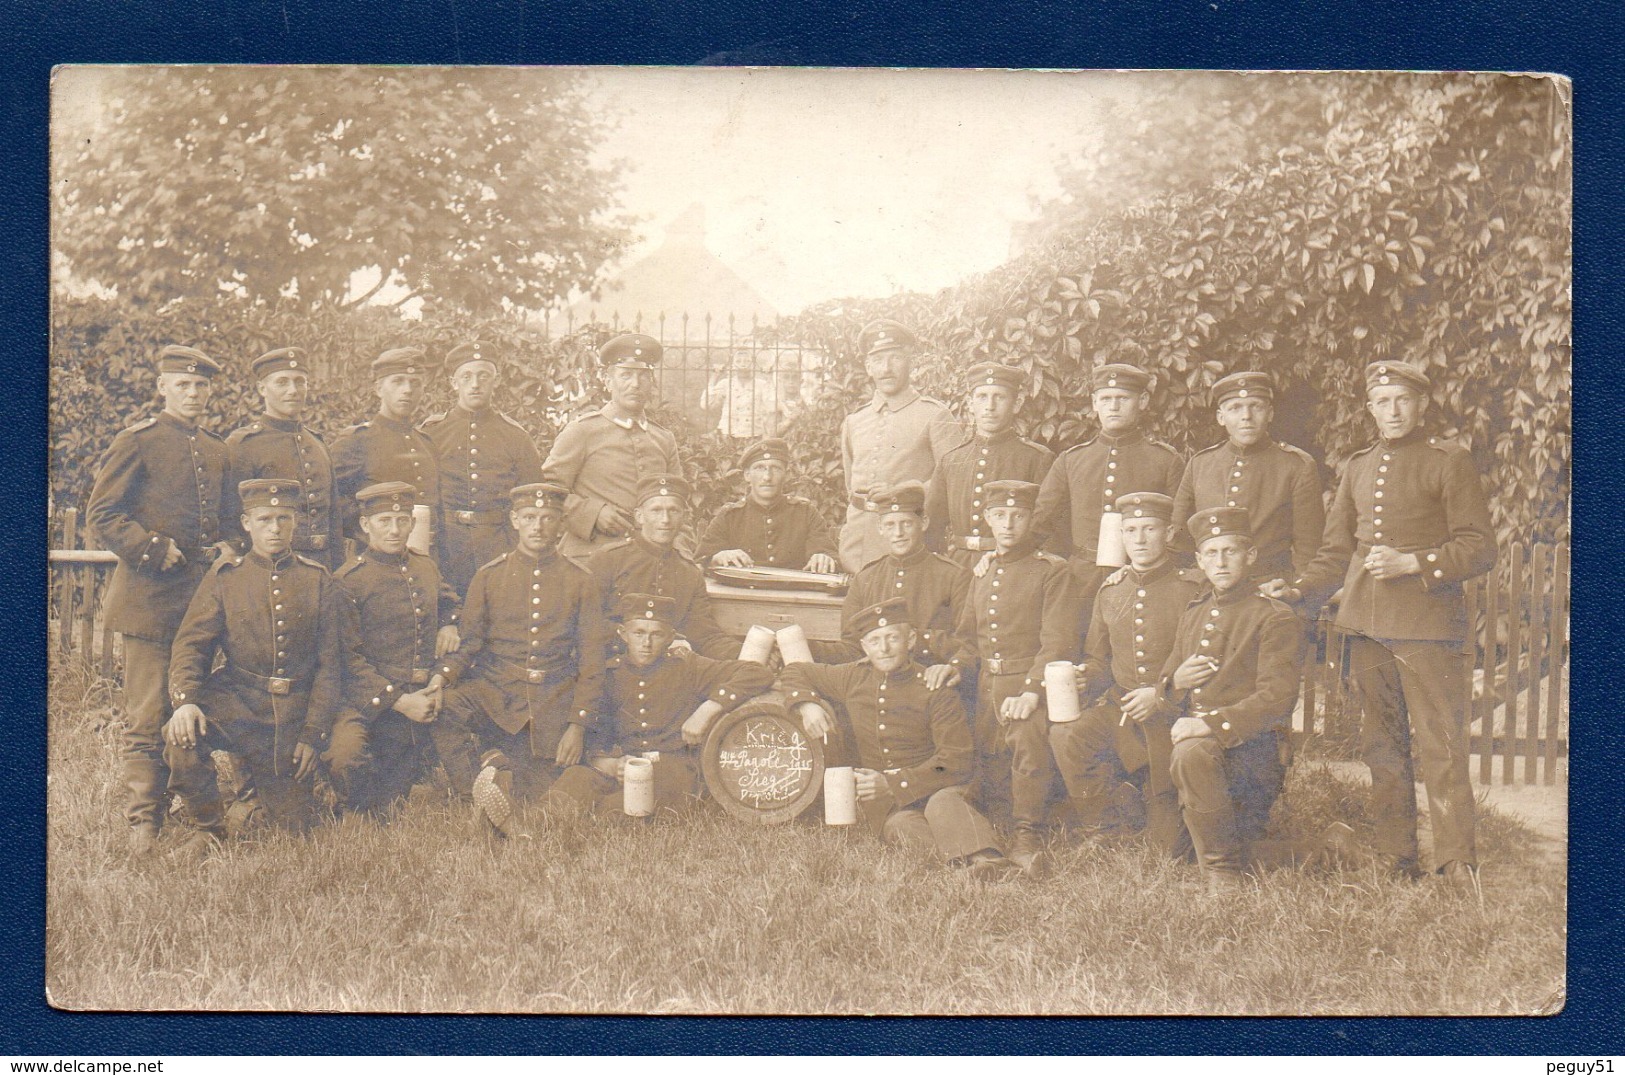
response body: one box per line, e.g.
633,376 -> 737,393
700,690 -> 825,825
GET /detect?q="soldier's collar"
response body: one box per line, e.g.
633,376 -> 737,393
876,659 -> 923,683
1380,428 -> 1427,448
1128,557 -> 1176,584
373,411 -> 416,430
157,410 -> 201,432
871,386 -> 920,413
633,534 -> 679,559
1206,581 -> 1255,606
247,550 -> 297,570
890,544 -> 930,566
259,413 -> 303,432
362,546 -> 410,568
454,402 -> 494,420
601,404 -> 649,431
1098,428 -> 1146,447
1226,435 -> 1276,457
995,538 -> 1040,561
510,544 -> 555,565
975,427 -> 1018,446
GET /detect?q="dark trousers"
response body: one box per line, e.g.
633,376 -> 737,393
974,669 -> 1064,828
1168,730 -> 1284,873
165,712 -> 318,834
325,706 -> 480,812
118,634 -> 173,829
444,678 -> 571,800
440,520 -> 513,598
545,751 -> 706,817
1050,702 -> 1183,853
1347,635 -> 1476,868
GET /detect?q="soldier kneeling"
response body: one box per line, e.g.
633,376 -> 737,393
544,593 -> 774,818
779,598 -> 1019,882
163,480 -> 347,854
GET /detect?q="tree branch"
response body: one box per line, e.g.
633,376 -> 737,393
337,273 -> 394,310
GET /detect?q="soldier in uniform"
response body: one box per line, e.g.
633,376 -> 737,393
542,333 -> 683,564
836,319 -> 964,573
780,598 -> 1018,881
221,347 -> 341,572
697,437 -> 838,573
1158,507 -> 1306,891
1284,361 -> 1497,887
85,344 -> 230,857
331,347 -> 441,550
1033,363 -> 1183,625
163,479 -> 348,851
925,362 -> 1054,569
1050,492 -> 1201,851
947,480 -> 1083,877
586,474 -> 736,661
1171,371 -> 1323,586
438,483 -> 609,834
328,482 -> 476,817
420,341 -> 546,595
810,481 -> 967,668
543,593 -> 774,817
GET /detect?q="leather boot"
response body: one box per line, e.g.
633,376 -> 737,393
1182,801 -> 1245,887
120,757 -> 169,831
1008,824 -> 1051,880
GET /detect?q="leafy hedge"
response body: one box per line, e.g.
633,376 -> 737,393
769,73 -> 1571,550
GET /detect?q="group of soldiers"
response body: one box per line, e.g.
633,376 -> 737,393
84,317 -> 1496,894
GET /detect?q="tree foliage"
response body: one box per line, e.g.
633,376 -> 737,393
54,67 -> 633,313
774,73 -> 1571,549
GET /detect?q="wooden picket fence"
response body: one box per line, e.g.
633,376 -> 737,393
48,508 -> 1569,785
1295,542 -> 1570,785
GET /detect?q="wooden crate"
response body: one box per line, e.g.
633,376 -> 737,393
705,580 -> 844,641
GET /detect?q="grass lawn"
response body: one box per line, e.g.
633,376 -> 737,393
46,660 -> 1566,1015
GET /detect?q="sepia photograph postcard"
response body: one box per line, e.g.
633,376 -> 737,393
45,65 -> 1570,1016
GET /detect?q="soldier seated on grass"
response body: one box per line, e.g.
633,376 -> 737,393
698,437 -> 838,575
162,479 -> 347,855
1157,507 -> 1306,893
779,598 -> 1020,883
542,593 -> 774,819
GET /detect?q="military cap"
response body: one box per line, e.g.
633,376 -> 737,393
445,341 -> 497,374
157,345 -> 223,378
1188,506 -> 1253,546
1210,370 -> 1274,408
857,319 -> 917,356
599,333 -> 662,369
250,347 -> 308,380
238,478 -> 303,511
1090,363 -> 1152,394
613,592 -> 678,626
510,482 -> 569,511
372,347 -> 428,378
864,480 -> 927,516
1365,360 -> 1431,395
739,437 -> 791,472
1115,491 -> 1175,522
966,362 -> 1025,394
635,473 -> 692,506
983,479 -> 1040,512
848,596 -> 912,640
356,481 -> 418,517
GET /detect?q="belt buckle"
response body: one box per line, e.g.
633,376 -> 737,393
962,535 -> 983,551
309,535 -> 327,550
268,676 -> 293,696
455,510 -> 477,524
410,669 -> 431,686
526,669 -> 545,684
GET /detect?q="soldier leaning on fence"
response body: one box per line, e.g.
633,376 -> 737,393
836,320 -> 965,574
1281,360 -> 1497,889
330,348 -> 442,549
586,473 -> 737,661
420,341 -> 546,596
1171,371 -> 1323,586
1050,492 -> 1201,854
220,348 -> 342,572
85,345 -> 231,858
162,479 -> 347,853
438,482 -> 610,836
541,592 -> 774,819
924,362 -> 1054,570
1158,507 -> 1306,893
1032,363 -> 1183,625
779,598 -> 1020,882
542,333 -> 684,564
328,482 -> 478,818
697,437 -> 838,573
809,481 -> 968,668
947,479 -> 1084,878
